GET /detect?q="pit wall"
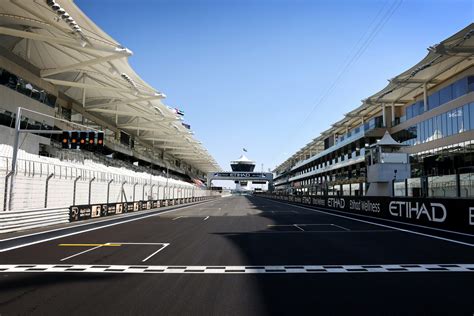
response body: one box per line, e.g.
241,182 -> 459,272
256,193 -> 474,234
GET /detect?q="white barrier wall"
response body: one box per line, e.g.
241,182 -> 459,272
5,168 -> 207,211
0,145 -> 217,233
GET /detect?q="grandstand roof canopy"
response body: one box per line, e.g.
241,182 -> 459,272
0,0 -> 221,173
275,23 -> 474,173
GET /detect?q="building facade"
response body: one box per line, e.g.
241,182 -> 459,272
274,24 -> 474,198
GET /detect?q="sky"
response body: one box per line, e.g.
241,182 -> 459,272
76,0 -> 473,174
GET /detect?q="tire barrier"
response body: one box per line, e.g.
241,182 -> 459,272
256,194 -> 474,234
69,196 -> 216,222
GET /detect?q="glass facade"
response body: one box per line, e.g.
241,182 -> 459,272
338,116 -> 383,143
393,102 -> 474,146
404,76 -> 472,120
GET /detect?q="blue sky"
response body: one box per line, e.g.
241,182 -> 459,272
77,0 -> 473,172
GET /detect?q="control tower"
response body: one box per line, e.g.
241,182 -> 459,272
207,154 -> 273,191
365,131 -> 410,196
230,155 -> 256,172
230,155 -> 256,190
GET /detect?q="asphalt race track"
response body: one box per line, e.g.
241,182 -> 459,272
0,195 -> 473,315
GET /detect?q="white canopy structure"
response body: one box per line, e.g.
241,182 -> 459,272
374,131 -> 406,147
0,0 -> 221,174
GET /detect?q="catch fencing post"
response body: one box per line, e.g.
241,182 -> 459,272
73,175 -> 81,205
133,182 -> 138,202
107,179 -> 114,204
3,171 -> 13,211
44,173 -> 54,208
88,177 -> 96,205
121,180 -> 127,203
143,183 -> 147,201
151,184 -> 156,200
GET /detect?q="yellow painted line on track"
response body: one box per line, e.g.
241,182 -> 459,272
58,243 -> 122,247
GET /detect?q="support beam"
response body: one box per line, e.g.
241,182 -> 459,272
121,125 -> 173,132
43,78 -> 135,93
382,103 -> 386,127
391,103 -> 395,127
86,95 -> 165,109
143,137 -> 181,141
423,83 -> 429,112
0,26 -> 123,54
160,146 -> 188,150
366,99 -> 407,106
390,78 -> 440,85
87,108 -> 152,117
41,53 -> 130,77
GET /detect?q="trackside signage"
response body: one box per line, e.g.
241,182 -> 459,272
259,194 -> 474,234
68,197 -> 210,222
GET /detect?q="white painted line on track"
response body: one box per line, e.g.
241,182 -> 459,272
142,243 -> 170,262
172,216 -> 186,221
331,224 -> 350,231
0,200 -> 215,244
60,243 -> 112,262
0,200 -> 218,253
0,263 -> 472,274
258,197 -> 474,238
259,230 -> 395,234
112,242 -> 168,245
293,224 -> 305,232
267,224 -> 349,232
262,198 -> 474,248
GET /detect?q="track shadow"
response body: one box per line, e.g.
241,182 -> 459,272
212,195 -> 474,315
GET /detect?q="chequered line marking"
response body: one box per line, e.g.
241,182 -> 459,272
0,264 -> 473,274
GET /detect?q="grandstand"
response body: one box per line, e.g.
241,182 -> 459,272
0,0 -> 220,178
274,23 -> 474,198
0,0 -> 221,232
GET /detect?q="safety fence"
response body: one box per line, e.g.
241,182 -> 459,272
0,156 -> 219,233
255,193 -> 474,234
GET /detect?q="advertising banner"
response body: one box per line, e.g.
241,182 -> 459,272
69,204 -> 92,221
91,205 -> 101,218
69,197 -> 214,223
262,194 -> 474,234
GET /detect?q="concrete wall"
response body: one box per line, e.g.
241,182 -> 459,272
0,124 -> 50,155
0,85 -> 55,124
